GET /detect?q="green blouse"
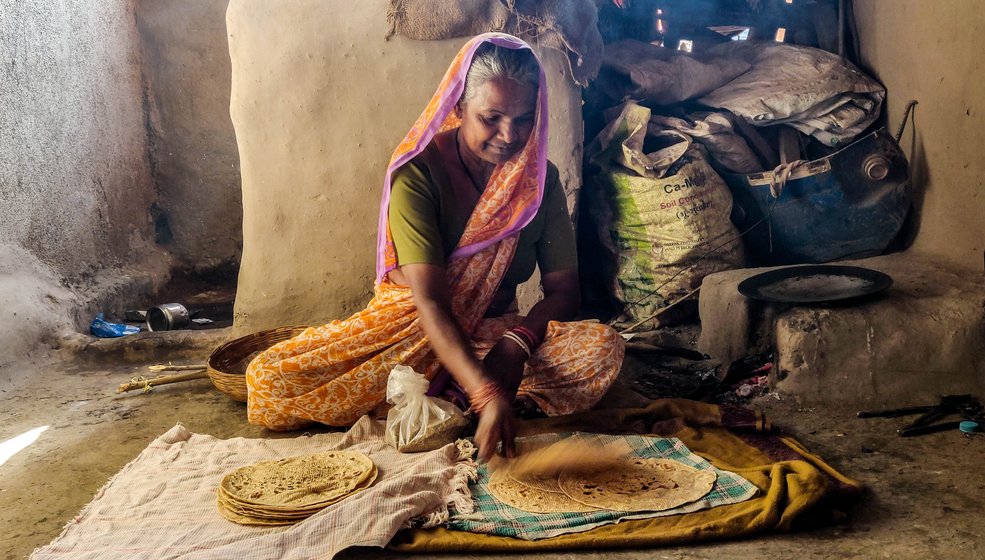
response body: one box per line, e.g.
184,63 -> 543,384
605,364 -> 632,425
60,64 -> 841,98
388,139 -> 577,297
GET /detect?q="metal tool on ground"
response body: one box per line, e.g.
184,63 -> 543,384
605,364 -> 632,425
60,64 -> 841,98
146,303 -> 191,331
857,394 -> 984,437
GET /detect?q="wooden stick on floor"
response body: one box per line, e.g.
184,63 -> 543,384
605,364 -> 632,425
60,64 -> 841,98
117,369 -> 209,394
619,286 -> 701,335
147,364 -> 208,373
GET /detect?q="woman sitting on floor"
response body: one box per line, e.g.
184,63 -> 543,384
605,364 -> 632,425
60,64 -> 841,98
246,33 -> 625,460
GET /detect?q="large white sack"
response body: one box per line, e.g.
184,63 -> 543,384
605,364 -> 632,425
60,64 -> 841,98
699,42 -> 885,147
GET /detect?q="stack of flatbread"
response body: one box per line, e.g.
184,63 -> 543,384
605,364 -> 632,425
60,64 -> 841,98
217,450 -> 378,525
487,439 -> 716,514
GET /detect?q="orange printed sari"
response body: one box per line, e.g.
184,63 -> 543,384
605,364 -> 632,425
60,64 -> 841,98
246,34 -> 622,431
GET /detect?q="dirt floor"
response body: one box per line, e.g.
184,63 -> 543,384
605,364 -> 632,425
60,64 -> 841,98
2,330 -> 983,559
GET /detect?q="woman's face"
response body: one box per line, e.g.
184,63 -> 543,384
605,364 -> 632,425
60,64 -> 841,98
457,77 -> 538,166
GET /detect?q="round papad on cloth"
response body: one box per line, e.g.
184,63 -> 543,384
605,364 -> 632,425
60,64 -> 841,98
507,469 -> 566,494
505,438 -> 631,492
487,438 -> 624,514
217,450 -> 377,525
488,468 -> 600,514
558,457 -> 716,512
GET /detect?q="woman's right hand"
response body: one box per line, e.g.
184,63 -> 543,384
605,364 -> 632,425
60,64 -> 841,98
474,395 -> 516,462
396,263 -> 519,461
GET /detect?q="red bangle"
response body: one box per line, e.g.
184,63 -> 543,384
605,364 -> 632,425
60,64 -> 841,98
511,326 -> 541,349
468,381 -> 507,414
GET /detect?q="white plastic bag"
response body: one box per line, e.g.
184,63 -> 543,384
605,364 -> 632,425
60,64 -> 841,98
384,365 -> 469,453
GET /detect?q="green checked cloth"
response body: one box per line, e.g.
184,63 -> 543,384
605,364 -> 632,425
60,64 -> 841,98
448,433 -> 758,540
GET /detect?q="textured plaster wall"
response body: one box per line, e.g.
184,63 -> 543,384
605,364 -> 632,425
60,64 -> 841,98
135,0 -> 243,271
228,1 -> 584,334
1,0 -> 159,279
854,0 -> 985,270
0,0 -> 163,378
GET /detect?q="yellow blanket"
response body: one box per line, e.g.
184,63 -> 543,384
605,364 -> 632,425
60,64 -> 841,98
389,399 -> 861,552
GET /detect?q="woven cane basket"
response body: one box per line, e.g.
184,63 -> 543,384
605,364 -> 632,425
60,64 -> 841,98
207,326 -> 309,402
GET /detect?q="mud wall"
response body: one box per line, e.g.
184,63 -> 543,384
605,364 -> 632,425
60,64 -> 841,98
228,0 -> 584,334
0,0 -> 164,379
135,0 -> 243,271
854,0 -> 985,270
0,1 -> 159,279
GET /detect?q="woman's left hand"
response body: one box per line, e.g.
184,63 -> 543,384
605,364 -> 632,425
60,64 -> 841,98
482,337 -> 528,397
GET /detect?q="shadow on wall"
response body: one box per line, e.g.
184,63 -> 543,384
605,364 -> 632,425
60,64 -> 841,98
135,0 -> 243,275
890,107 -> 929,253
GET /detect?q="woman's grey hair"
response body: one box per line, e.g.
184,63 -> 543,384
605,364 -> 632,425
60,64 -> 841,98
461,43 -> 540,104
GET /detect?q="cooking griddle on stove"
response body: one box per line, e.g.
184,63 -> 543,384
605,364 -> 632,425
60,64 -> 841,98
737,265 -> 893,304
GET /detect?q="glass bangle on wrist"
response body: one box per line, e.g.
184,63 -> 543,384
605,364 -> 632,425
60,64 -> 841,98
502,331 -> 532,358
511,325 -> 541,350
467,380 -> 507,413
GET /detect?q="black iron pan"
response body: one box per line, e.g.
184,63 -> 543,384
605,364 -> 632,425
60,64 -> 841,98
737,265 -> 893,304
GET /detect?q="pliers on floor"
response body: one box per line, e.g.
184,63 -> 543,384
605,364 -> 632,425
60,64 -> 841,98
857,394 -> 984,437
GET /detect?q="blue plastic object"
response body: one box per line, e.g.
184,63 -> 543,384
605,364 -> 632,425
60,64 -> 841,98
724,128 -> 911,266
959,421 -> 981,434
90,313 -> 140,338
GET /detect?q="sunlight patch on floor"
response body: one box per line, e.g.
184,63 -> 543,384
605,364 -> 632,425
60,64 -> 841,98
0,426 -> 48,466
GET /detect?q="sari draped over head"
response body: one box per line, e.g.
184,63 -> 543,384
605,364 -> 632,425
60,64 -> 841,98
246,33 -> 549,430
